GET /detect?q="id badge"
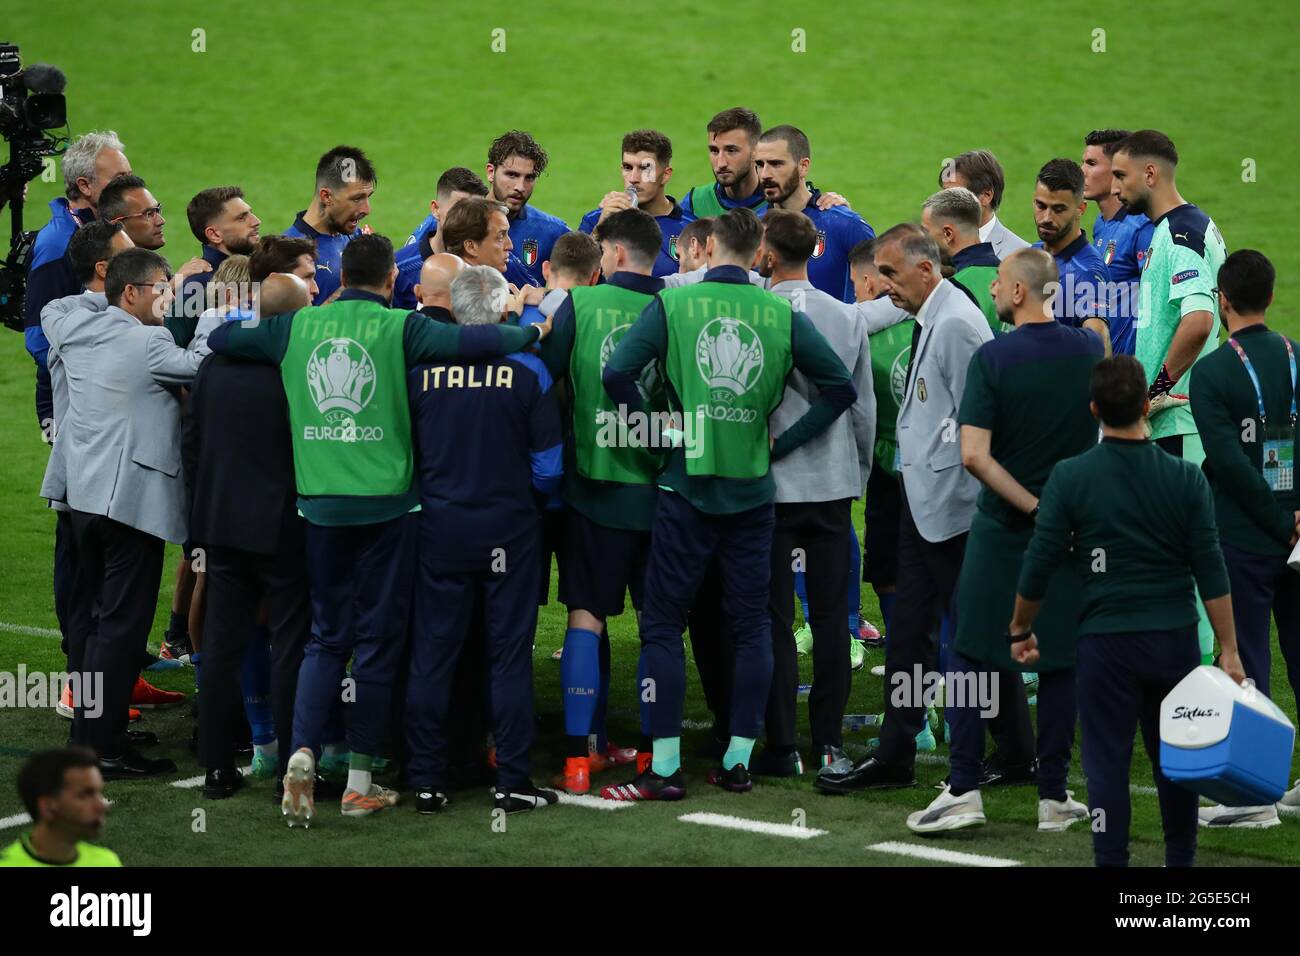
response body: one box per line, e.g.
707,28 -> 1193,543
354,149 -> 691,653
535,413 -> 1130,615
1261,426 -> 1295,492
893,447 -> 903,472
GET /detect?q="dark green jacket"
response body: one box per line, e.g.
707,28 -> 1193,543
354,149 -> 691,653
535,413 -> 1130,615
1189,323 -> 1300,557
1019,437 -> 1230,636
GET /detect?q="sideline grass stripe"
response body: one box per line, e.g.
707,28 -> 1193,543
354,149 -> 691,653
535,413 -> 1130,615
866,841 -> 1020,867
678,812 -> 827,839
0,812 -> 33,831
556,792 -> 636,811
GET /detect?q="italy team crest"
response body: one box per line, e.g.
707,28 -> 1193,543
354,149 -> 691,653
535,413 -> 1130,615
812,231 -> 827,258
522,238 -> 539,267
1103,239 -> 1116,265
668,235 -> 679,260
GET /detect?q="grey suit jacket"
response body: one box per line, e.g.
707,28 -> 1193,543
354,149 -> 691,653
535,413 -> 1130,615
41,290 -> 108,511
896,280 -> 993,542
985,217 -> 1030,260
53,304 -> 202,543
769,280 -> 875,503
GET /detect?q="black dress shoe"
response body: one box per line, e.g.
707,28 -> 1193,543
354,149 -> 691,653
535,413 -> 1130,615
814,756 -> 915,794
125,729 -> 158,747
99,750 -> 177,780
979,759 -> 1037,787
203,767 -> 246,799
748,747 -> 804,778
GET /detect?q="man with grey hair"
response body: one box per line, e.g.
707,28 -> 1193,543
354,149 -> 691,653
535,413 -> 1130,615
940,149 -> 1030,258
449,263 -> 511,325
405,262 -> 564,815
25,131 -> 132,433
922,186 -> 1002,332
818,223 -> 992,794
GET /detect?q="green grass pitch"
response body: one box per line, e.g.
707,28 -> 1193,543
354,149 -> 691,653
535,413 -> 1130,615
1,0 -> 1298,866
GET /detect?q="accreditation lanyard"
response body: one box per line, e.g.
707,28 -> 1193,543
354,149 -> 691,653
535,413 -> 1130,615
1227,335 -> 1296,428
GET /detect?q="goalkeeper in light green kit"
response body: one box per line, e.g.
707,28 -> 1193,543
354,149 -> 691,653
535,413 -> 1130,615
1111,130 -> 1227,662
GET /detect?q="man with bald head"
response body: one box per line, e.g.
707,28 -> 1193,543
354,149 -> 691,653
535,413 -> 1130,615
413,252 -> 466,321
186,267 -> 315,797
258,272 -> 313,316
901,247 -> 1104,835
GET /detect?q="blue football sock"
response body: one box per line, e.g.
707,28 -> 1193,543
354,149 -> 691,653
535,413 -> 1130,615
593,625 -> 611,753
652,737 -> 681,777
723,735 -> 756,770
239,627 -> 275,745
560,627 -> 600,737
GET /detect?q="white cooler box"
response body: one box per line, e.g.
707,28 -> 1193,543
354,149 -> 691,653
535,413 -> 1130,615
1159,665 -> 1295,806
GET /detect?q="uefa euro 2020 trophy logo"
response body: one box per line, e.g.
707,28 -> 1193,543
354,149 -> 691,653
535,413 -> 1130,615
306,338 -> 377,428
696,318 -> 763,405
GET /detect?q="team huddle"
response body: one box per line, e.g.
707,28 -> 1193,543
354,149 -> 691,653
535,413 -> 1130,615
13,104 -> 1300,869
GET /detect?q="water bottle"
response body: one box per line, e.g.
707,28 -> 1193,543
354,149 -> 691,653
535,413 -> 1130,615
626,185 -> 639,208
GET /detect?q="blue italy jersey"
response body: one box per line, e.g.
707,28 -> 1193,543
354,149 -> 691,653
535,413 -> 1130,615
392,232 -> 535,311
798,187 -> 875,303
284,211 -> 362,305
1092,206 -> 1152,355
409,347 -> 563,571
508,204 -> 569,286
406,212 -> 437,247
1033,233 -> 1111,329
578,198 -> 693,278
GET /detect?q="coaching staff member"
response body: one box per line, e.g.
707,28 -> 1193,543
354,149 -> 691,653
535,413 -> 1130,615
818,223 -> 992,793
1010,356 -> 1244,867
61,249 -> 201,776
1191,250 -> 1300,829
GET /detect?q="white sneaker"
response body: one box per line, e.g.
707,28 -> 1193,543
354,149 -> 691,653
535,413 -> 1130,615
1038,790 -> 1089,832
1276,780 -> 1300,815
870,664 -> 885,678
907,784 -> 985,833
849,638 -> 865,672
1197,804 -> 1281,829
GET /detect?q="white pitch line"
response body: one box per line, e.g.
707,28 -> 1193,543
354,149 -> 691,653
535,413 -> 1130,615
678,811 -> 827,839
866,840 -> 1021,867
0,621 -> 61,639
555,792 -> 636,811
0,812 -> 33,831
